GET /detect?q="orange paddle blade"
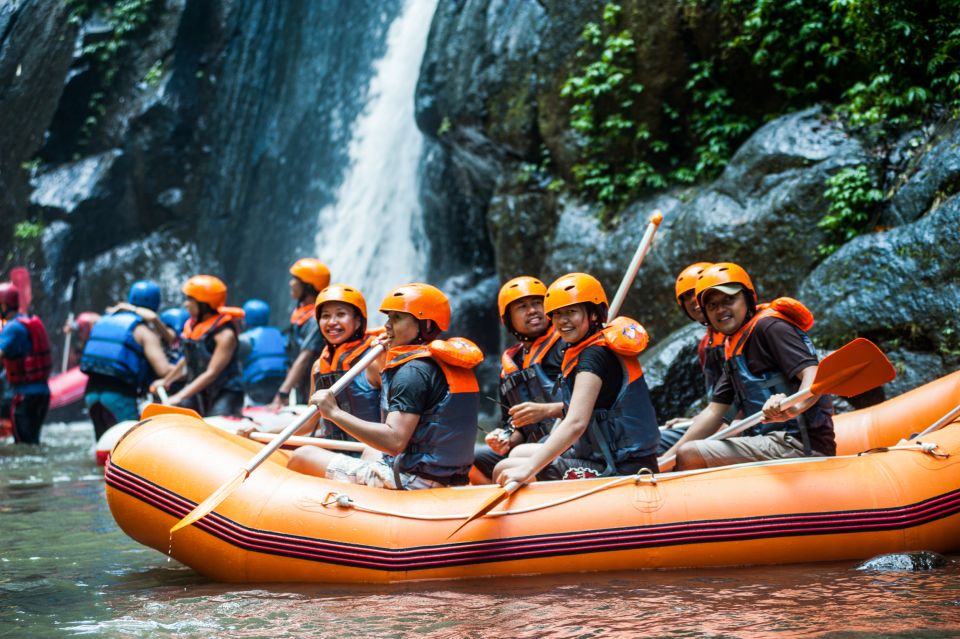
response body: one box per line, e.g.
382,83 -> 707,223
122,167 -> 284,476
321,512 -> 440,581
140,402 -> 203,421
447,481 -> 520,539
812,338 -> 895,397
170,468 -> 248,534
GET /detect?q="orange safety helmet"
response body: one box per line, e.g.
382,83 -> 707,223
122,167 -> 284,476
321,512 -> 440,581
674,262 -> 712,305
289,258 -> 330,292
315,284 -> 368,320
379,283 -> 450,331
694,262 -> 756,306
543,273 -> 608,316
182,275 -> 228,309
497,276 -> 547,324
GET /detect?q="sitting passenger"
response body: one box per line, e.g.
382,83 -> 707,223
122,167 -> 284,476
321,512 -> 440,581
661,262 -> 835,470
471,276 -> 565,483
288,283 -> 481,490
493,273 -> 660,485
237,299 -> 288,405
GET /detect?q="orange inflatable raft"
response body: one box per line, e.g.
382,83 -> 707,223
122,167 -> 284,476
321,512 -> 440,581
105,372 -> 960,584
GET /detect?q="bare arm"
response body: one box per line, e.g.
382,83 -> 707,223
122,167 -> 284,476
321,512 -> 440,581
312,388 -> 416,455
493,371 -> 602,486
276,348 -> 316,398
658,401 -> 729,461
170,329 -> 237,403
135,324 -> 173,379
762,365 -> 820,421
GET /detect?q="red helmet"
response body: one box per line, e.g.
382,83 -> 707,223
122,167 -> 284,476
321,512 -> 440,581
182,275 -> 228,309
0,282 -> 20,310
497,276 -> 547,324
695,262 -> 756,307
380,283 -> 450,330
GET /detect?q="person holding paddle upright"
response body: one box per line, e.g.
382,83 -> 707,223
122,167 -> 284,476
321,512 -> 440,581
661,262 -> 835,470
288,283 -> 482,490
471,276 -> 565,483
493,273 -> 660,485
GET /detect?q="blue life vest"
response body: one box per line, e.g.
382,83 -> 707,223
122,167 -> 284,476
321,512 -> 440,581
559,332 -> 660,475
181,313 -> 243,397
240,326 -> 287,386
499,327 -> 563,442
312,334 -> 381,443
724,309 -> 835,455
379,342 -> 480,486
80,311 -> 150,392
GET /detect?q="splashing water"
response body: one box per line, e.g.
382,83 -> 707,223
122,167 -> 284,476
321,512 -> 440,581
313,0 -> 437,309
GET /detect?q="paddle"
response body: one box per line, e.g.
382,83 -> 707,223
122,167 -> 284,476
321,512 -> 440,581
450,210 -> 665,538
910,402 -> 960,440
657,338 -> 895,469
170,342 -> 385,534
9,267 -> 31,313
62,312 -> 74,372
156,384 -> 169,405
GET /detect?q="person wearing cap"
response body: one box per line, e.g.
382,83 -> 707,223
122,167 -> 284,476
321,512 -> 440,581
236,299 -> 288,405
493,273 -> 660,485
0,282 -> 52,443
271,258 -> 331,408
287,283 -> 481,490
470,276 -> 566,484
151,275 -> 244,417
81,280 -> 175,438
660,262 -> 836,470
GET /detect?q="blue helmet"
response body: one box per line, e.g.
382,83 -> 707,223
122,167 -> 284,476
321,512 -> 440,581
128,280 -> 162,312
159,307 -> 189,335
242,299 -> 270,328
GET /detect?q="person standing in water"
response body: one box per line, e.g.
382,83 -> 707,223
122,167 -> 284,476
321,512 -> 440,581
0,282 -> 52,444
237,299 -> 288,406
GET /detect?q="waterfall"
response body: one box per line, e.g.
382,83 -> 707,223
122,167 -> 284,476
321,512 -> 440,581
313,0 -> 437,311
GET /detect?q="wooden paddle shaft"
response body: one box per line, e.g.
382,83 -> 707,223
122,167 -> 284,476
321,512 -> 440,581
915,402 -> 960,439
62,312 -> 74,372
156,385 -> 169,405
248,431 -> 366,453
241,343 -> 384,473
608,210 -> 663,319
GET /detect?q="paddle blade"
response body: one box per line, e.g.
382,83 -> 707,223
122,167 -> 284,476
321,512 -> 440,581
140,402 -> 203,421
170,468 -> 248,534
9,267 -> 31,313
812,338 -> 895,397
447,481 -> 519,539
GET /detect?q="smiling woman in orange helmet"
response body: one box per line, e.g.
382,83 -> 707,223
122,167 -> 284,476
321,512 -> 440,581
288,283 -> 482,490
271,258 -> 331,407
152,275 -> 244,417
493,273 -> 659,486
660,262 -> 835,470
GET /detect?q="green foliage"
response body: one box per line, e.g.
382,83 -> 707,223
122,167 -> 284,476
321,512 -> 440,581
436,116 -> 452,137
817,165 -> 883,256
560,3 -> 663,222
67,0 -> 162,147
13,221 -> 45,243
143,59 -> 164,87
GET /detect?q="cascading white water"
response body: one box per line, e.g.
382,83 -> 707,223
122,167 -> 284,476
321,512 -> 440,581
313,0 -> 437,309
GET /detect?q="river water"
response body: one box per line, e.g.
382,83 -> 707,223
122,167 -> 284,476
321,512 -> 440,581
3,419 -> 959,639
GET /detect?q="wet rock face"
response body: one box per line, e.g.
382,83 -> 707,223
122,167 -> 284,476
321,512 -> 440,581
0,0 -> 75,239
639,322 -> 706,421
857,551 -> 949,572
801,195 -> 960,386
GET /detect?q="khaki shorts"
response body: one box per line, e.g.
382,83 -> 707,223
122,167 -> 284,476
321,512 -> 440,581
692,431 -> 813,467
325,453 -> 443,490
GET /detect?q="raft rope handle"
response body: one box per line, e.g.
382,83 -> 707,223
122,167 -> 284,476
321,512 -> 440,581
858,441 -> 950,459
305,445 -> 948,521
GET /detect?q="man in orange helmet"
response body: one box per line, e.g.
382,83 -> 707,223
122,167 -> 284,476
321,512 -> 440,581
271,258 -> 330,408
471,276 -> 565,483
288,283 -> 481,490
660,263 -> 835,470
